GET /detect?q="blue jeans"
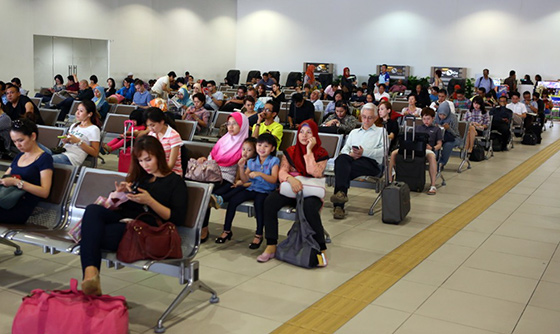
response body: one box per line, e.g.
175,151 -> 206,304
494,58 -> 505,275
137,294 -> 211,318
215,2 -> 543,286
52,153 -> 72,165
440,137 -> 461,166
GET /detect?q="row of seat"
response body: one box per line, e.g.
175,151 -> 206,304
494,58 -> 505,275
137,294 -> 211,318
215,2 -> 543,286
0,165 -> 218,333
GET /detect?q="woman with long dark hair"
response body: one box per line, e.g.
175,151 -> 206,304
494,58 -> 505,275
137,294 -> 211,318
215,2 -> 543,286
80,136 -> 187,295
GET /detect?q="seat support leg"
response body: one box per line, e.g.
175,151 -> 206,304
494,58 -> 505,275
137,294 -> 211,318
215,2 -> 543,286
0,237 -> 22,256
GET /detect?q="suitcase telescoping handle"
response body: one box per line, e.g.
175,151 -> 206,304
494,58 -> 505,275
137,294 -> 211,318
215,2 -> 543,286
403,115 -> 416,160
123,120 -> 136,152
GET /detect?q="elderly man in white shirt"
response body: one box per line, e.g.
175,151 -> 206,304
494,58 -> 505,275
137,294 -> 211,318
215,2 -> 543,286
310,89 -> 323,112
330,103 -> 385,219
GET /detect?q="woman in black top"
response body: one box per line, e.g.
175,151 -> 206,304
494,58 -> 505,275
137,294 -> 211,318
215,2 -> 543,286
377,100 -> 400,151
414,84 -> 431,108
80,136 -> 187,295
270,83 -> 285,103
105,78 -> 116,97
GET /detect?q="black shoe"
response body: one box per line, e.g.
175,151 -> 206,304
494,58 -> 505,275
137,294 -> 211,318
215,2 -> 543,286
215,231 -> 233,244
249,235 -> 263,249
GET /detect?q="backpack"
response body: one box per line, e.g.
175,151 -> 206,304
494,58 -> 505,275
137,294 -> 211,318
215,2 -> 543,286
522,133 -> 537,145
469,142 -> 485,161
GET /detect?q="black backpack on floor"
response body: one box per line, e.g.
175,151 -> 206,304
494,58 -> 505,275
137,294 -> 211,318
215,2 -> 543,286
469,143 -> 485,161
522,133 -> 537,145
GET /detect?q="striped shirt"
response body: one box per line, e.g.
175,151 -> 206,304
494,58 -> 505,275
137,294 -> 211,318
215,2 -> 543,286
149,126 -> 183,175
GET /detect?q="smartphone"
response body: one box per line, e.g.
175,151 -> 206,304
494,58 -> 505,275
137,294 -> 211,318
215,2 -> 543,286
127,181 -> 140,194
57,136 -> 67,139
352,145 -> 360,150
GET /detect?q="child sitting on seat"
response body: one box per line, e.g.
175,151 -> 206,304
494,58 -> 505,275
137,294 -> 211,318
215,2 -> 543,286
388,108 -> 442,195
214,133 -> 279,249
103,110 -> 146,153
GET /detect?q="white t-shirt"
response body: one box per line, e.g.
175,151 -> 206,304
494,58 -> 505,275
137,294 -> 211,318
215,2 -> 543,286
63,123 -> 101,166
152,76 -> 169,95
430,100 -> 456,114
374,92 -> 390,102
507,102 -> 527,116
312,99 -> 324,112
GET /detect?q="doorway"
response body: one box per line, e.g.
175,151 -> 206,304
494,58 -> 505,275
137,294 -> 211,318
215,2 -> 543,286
33,35 -> 109,92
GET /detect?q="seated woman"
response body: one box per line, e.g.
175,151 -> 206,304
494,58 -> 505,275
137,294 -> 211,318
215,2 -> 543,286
35,74 -> 66,103
324,90 -> 344,117
257,84 -> 267,99
92,86 -> 110,120
79,136 -> 187,295
258,120 -> 329,266
175,87 -> 194,112
243,96 -> 259,128
434,102 -> 460,169
319,101 -> 358,134
378,100 -> 400,151
199,112 -> 249,242
182,92 -> 209,134
105,78 -> 116,97
464,96 -> 490,153
401,94 -> 422,117
190,83 -> 202,99
270,83 -> 285,104
146,107 -> 183,176
52,100 -> 101,166
0,119 -> 53,224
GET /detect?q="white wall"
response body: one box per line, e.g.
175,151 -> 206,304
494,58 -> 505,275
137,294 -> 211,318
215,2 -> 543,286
1,0 -> 237,90
236,0 -> 560,85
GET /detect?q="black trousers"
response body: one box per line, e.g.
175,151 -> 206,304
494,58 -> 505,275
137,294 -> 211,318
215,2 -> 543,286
263,190 -> 326,250
493,122 -> 511,149
334,154 -> 380,209
56,97 -> 75,121
80,204 -> 126,274
224,189 -> 268,235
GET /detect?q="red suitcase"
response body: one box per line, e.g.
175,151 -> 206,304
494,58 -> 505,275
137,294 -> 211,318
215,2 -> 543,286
118,120 -> 135,173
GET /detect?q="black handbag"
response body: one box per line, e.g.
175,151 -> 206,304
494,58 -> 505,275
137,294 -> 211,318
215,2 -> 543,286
0,185 -> 25,210
275,193 -> 321,268
469,142 -> 485,161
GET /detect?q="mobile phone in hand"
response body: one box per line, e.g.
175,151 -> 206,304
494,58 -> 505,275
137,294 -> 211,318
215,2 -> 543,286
352,145 -> 360,150
127,181 -> 140,194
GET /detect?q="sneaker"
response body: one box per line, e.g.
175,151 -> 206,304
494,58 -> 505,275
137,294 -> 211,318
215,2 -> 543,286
333,206 -> 345,219
330,191 -> 348,204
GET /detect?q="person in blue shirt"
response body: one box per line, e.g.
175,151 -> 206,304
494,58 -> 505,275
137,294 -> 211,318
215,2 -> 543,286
377,64 -> 390,86
215,133 -> 280,249
116,78 -> 136,102
475,68 -> 495,93
132,79 -> 152,109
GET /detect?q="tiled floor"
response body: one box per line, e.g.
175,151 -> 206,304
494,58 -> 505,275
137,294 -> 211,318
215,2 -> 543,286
0,123 -> 559,333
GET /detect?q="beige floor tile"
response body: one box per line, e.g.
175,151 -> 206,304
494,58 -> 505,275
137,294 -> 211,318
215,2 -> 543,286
217,278 -> 324,323
529,281 -> 560,312
463,249 -> 548,280
307,243 -> 385,272
0,290 -> 26,334
463,216 -> 506,234
334,229 -> 410,253
479,234 -> 557,260
257,262 -> 359,294
512,305 -> 560,334
355,220 -> 428,238
395,314 -> 499,334
415,288 -> 525,333
402,260 -> 460,286
542,260 -> 560,284
447,230 -> 490,248
372,280 -> 437,313
426,243 -> 476,266
151,305 -> 282,334
494,222 -> 560,244
335,305 -> 410,334
442,266 -> 538,304
198,249 -> 282,277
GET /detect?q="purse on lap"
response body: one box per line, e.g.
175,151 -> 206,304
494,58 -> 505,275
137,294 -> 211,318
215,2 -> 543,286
279,175 -> 326,199
0,175 -> 25,210
184,158 -> 222,182
117,212 -> 182,263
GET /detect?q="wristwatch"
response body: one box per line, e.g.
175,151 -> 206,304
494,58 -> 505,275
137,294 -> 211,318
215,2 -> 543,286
77,140 -> 84,146
17,180 -> 24,189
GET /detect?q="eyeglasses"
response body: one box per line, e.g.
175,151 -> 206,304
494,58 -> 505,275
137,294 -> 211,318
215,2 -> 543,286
12,120 -> 23,129
263,108 -> 273,112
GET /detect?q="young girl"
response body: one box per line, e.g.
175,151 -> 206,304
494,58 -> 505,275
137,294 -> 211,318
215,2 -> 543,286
146,107 -> 183,176
209,137 -> 257,209
52,100 -> 101,166
103,110 -> 146,153
215,133 -> 279,249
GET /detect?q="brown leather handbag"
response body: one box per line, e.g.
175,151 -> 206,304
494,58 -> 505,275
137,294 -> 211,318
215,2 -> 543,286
116,213 -> 183,263
184,158 -> 222,182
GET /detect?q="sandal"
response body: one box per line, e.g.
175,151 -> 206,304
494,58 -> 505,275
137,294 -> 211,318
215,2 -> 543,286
427,186 -> 437,195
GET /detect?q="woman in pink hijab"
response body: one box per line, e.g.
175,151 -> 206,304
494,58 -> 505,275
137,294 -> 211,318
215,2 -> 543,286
198,112 -> 249,242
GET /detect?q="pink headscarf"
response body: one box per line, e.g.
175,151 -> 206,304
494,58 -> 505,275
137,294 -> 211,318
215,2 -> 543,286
210,112 -> 249,167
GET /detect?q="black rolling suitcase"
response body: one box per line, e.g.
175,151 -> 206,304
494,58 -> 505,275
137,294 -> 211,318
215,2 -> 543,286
382,181 -> 411,224
395,116 -> 427,192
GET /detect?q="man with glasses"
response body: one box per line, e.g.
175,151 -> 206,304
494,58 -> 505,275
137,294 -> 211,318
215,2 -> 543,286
330,103 -> 385,219
220,86 -> 247,111
252,102 -> 283,148
204,80 -> 223,111
5,84 -> 44,125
